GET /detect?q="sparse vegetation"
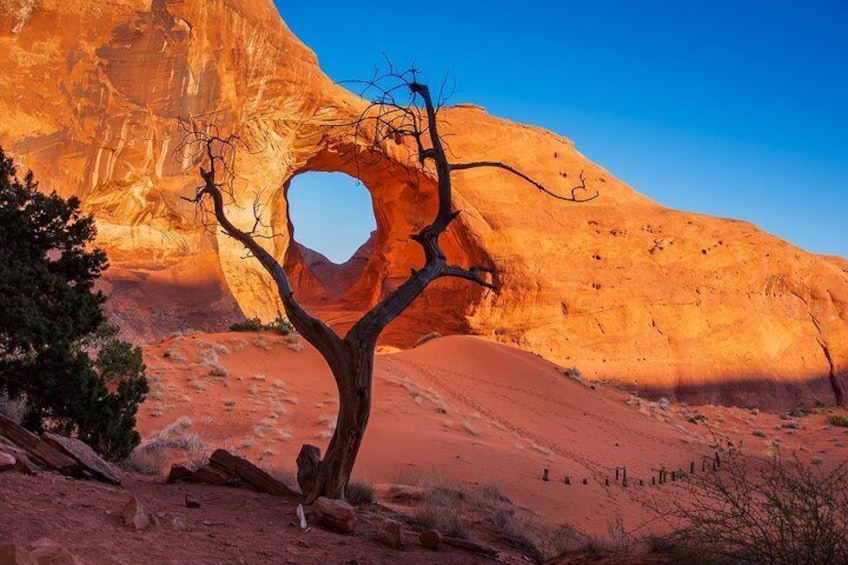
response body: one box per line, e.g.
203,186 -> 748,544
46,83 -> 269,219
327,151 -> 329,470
561,366 -> 582,380
827,414 -> 848,428
661,442 -> 848,564
415,500 -> 467,538
209,366 -> 228,377
413,331 -> 442,348
346,479 -> 375,505
124,418 -> 207,475
403,476 -> 580,562
230,316 -> 295,335
494,508 -> 582,563
163,348 -> 186,362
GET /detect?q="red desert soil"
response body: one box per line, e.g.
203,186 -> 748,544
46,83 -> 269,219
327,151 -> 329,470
136,332 -> 848,534
3,332 -> 847,564
0,471 -> 497,565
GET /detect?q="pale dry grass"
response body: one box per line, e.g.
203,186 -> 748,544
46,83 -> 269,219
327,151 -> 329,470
124,417 -> 207,475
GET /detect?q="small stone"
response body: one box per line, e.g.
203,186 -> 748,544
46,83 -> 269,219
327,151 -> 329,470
0,451 -> 15,472
170,513 -> 187,532
420,529 -> 442,550
185,494 -> 200,509
375,519 -> 403,549
41,432 -> 121,485
312,497 -> 356,533
121,497 -> 150,530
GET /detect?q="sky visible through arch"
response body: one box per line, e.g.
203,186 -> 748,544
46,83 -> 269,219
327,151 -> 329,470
277,0 -> 847,260
287,172 -> 376,264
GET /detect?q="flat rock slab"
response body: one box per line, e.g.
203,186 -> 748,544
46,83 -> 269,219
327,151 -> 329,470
41,433 -> 121,485
0,414 -> 80,476
209,449 -> 296,496
190,464 -> 235,486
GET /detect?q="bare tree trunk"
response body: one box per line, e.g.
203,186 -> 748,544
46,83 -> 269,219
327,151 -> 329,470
302,341 -> 373,502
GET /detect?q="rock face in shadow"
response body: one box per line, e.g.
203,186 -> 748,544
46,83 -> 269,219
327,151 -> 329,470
2,0 -> 847,407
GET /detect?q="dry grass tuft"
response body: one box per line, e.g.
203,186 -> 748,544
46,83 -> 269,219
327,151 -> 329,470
163,349 -> 185,362
346,479 -> 375,506
414,502 -> 467,538
124,418 -> 207,475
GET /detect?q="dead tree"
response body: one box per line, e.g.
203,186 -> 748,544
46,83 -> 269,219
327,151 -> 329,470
183,68 -> 597,502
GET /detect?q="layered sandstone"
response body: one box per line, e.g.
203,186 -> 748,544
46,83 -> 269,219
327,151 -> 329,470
2,0 -> 846,407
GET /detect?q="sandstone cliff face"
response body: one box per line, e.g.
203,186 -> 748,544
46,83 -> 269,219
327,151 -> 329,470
2,0 -> 846,407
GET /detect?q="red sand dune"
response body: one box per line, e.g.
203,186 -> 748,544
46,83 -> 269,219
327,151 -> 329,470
139,332 -> 848,537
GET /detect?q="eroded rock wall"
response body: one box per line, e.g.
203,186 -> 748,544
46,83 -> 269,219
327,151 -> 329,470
2,0 -> 847,407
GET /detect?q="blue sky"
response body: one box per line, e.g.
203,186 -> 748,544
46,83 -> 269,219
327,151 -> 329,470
279,1 -> 847,262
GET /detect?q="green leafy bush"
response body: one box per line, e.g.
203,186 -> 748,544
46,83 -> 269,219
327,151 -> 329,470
0,148 -> 147,461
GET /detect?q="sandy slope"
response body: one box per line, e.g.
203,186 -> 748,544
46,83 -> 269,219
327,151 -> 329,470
138,332 -> 848,539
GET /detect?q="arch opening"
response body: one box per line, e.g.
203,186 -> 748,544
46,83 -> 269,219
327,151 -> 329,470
286,171 -> 377,265
281,146 -> 494,346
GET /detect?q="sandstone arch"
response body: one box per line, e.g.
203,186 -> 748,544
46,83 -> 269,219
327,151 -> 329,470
2,0 -> 847,408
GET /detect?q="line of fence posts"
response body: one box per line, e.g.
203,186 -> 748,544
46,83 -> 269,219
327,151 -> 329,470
543,450 -> 722,488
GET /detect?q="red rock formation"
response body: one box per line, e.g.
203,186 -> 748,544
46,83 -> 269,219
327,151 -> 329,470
2,0 -> 846,407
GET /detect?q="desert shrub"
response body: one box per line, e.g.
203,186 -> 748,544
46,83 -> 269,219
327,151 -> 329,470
827,414 -> 848,428
229,317 -> 265,332
415,502 -> 467,538
665,442 -> 848,564
494,509 -> 538,556
124,418 -> 207,475
346,479 -> 375,505
267,316 -> 294,335
413,331 -> 441,348
230,316 -> 295,335
561,366 -> 582,379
